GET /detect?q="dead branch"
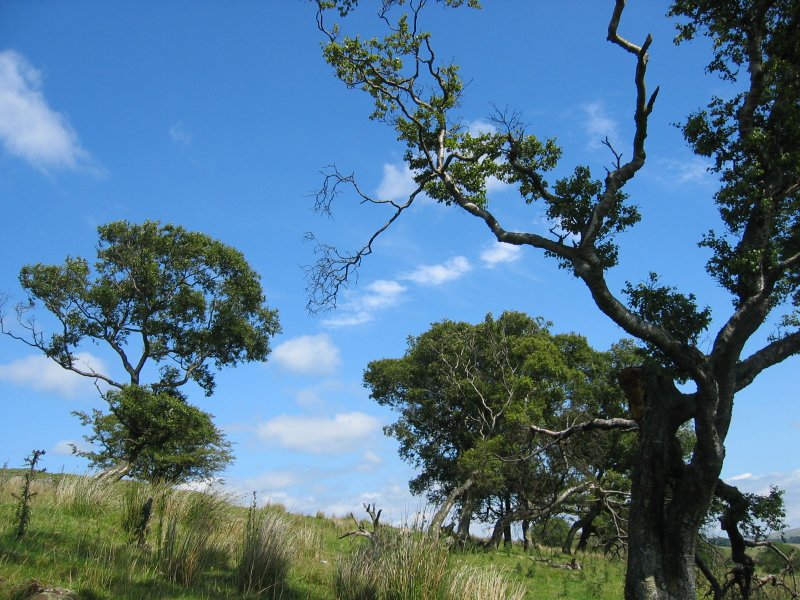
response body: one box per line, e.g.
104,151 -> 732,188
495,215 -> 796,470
339,502 -> 383,539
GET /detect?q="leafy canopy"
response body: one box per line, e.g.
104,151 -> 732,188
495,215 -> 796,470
74,385 -> 233,483
12,219 -> 281,396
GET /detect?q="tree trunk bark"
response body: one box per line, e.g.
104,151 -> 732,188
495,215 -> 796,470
563,499 -> 603,554
624,370 -> 725,600
521,519 -> 530,552
502,495 -> 512,548
429,477 -> 473,538
456,494 -> 476,544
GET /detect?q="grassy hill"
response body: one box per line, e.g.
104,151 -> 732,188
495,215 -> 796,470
0,470 -> 625,599
0,470 -> 795,599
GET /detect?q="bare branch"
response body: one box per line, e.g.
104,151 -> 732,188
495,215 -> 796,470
339,503 -> 383,539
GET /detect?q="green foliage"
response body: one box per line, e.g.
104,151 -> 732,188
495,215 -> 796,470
529,518 -> 571,549
16,219 -> 280,396
757,542 -> 800,575
74,385 -> 233,484
669,0 -> 800,316
365,311 -> 638,533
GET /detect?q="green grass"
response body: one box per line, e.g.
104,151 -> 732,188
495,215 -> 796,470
1,470 -> 787,599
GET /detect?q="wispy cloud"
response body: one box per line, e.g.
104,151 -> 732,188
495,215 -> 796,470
402,256 -> 472,286
725,469 -> 800,526
480,241 -> 522,268
0,352 -> 108,398
272,333 -> 341,377
656,156 -> 714,185
168,121 -> 192,148
376,163 -> 420,202
256,412 -> 381,454
322,279 -> 407,327
53,439 -> 91,456
582,101 -> 619,150
357,450 -> 383,472
465,119 -> 497,136
0,50 -> 90,171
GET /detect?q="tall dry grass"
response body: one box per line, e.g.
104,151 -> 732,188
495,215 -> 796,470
54,472 -> 116,517
447,565 -> 526,600
155,487 -> 232,586
236,502 -> 295,598
336,530 -> 450,600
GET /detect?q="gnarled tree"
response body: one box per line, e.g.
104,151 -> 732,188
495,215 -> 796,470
310,1 -> 800,598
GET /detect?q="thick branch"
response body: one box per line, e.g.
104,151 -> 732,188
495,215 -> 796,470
429,477 -> 474,538
735,330 -> 800,391
530,417 -> 638,441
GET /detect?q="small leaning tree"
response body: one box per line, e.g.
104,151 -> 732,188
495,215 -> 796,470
308,1 -> 800,599
2,219 -> 281,483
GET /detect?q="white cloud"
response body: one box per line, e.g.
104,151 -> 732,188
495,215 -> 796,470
0,352 -> 108,398
0,50 -> 89,170
256,412 -> 381,454
658,156 -> 714,185
244,470 -> 305,491
582,101 -> 619,150
480,241 -> 522,268
376,163 -> 420,202
52,439 -> 87,456
356,450 -> 384,472
725,469 -> 800,527
403,256 -> 472,286
466,119 -> 497,136
273,334 -> 341,376
323,279 -> 407,327
168,121 -> 192,147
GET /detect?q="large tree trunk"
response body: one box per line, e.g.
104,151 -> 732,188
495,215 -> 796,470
624,371 -> 725,600
456,495 -> 476,544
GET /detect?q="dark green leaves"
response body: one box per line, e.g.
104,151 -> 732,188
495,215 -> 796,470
624,272 -> 711,348
18,220 -> 280,395
74,385 -> 233,483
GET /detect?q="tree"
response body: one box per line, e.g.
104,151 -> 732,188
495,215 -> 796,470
364,311 -> 638,548
310,2 -> 800,598
3,219 -> 280,397
1,220 -> 280,480
74,385 -> 233,484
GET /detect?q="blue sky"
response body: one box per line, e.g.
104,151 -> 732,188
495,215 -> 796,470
1,1 -> 798,528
